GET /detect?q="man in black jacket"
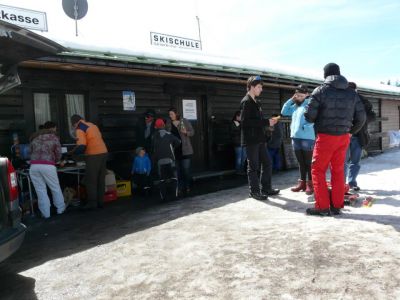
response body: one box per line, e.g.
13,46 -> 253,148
345,82 -> 376,191
304,63 -> 366,216
240,75 -> 280,200
136,109 -> 156,153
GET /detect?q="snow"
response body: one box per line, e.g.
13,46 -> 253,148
61,41 -> 400,95
16,148 -> 400,299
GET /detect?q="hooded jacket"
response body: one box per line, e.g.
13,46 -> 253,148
152,129 -> 181,162
281,97 -> 315,140
304,75 -> 366,135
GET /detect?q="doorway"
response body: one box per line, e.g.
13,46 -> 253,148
173,95 -> 208,172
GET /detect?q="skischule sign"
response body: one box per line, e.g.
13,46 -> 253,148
150,32 -> 201,51
0,4 -> 48,31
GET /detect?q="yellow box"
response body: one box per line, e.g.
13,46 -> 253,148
116,180 -> 132,197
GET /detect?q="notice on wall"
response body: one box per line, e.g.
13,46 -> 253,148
182,99 -> 197,120
123,91 -> 136,111
0,4 -> 48,31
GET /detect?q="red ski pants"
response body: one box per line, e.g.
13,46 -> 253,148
312,133 -> 350,210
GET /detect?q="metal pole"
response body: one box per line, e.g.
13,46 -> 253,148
74,0 -> 78,36
196,16 -> 202,50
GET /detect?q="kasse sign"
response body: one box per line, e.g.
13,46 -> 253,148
150,32 -> 201,51
0,4 -> 48,31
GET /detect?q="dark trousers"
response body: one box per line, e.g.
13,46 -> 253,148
132,173 -> 151,191
246,143 -> 272,193
85,153 -> 107,207
267,147 -> 281,171
176,158 -> 191,191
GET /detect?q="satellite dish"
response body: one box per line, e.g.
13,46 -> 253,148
62,0 -> 88,20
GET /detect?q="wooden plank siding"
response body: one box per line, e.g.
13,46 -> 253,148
0,88 -> 25,156
381,99 -> 400,149
1,64 -> 399,176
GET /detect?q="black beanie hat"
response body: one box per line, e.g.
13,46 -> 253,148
323,63 -> 340,78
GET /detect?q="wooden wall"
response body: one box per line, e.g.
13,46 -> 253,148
0,66 -> 397,175
381,99 -> 400,149
0,87 -> 25,156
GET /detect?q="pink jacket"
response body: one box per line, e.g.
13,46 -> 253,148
30,130 -> 62,165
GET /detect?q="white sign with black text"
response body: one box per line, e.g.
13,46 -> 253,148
182,99 -> 197,120
150,32 -> 201,51
0,4 -> 47,31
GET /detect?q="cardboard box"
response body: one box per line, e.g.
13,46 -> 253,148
116,180 -> 132,197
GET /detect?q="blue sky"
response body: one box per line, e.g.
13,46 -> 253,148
1,0 -> 399,84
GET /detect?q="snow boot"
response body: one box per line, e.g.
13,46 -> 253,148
291,179 -> 306,192
305,181 -> 314,195
306,208 -> 331,216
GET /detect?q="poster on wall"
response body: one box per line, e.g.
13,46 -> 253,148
123,91 -> 136,111
182,99 -> 197,120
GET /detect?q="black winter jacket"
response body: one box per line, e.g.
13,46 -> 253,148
136,120 -> 156,152
266,122 -> 284,149
304,75 -> 366,135
355,94 -> 376,147
240,94 -> 269,145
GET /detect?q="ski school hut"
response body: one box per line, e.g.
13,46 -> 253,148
1,20 -> 400,178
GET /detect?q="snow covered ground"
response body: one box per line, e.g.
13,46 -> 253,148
6,148 -> 400,299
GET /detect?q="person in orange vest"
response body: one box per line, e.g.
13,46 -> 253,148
70,115 -> 108,210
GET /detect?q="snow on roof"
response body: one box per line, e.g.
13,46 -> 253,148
54,39 -> 400,96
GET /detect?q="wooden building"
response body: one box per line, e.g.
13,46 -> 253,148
1,21 -> 400,177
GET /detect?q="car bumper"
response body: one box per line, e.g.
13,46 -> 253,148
0,224 -> 26,262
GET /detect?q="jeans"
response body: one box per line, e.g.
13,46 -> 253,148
292,138 -> 315,151
345,136 -> 362,187
246,143 -> 272,193
176,158 -> 191,190
29,164 -> 65,218
292,138 -> 315,181
234,146 -> 247,172
267,147 -> 280,171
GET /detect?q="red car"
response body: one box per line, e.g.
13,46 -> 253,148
0,157 -> 25,262
0,20 -> 66,262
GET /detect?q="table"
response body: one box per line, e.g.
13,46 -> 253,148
16,164 -> 86,216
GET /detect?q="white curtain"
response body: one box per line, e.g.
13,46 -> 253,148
33,93 -> 51,129
66,94 -> 85,139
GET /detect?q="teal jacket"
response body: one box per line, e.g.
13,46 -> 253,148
281,97 -> 315,140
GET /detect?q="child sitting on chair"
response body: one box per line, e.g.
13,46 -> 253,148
152,118 -> 181,200
131,147 -> 151,195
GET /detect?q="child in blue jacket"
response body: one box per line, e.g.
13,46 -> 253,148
131,147 -> 151,195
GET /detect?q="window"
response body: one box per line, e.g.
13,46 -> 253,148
65,94 -> 85,139
33,93 -> 50,129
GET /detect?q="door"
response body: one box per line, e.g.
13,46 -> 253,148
174,95 -> 208,172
